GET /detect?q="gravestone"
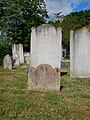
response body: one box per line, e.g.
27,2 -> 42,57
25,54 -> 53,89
3,54 -> 12,70
18,44 -> 24,64
12,44 -> 20,66
70,27 -> 90,77
28,24 -> 62,91
28,64 -> 60,90
24,52 -> 30,64
61,61 -> 66,69
12,44 -> 24,66
13,52 -> 19,66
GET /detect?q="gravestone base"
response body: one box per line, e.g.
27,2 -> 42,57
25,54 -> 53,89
28,64 -> 60,91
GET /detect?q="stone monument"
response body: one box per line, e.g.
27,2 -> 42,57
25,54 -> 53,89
19,44 -> 24,64
3,54 -> 12,70
28,24 -> 62,91
12,44 -> 24,66
12,44 -> 20,66
24,52 -> 30,64
70,27 -> 90,77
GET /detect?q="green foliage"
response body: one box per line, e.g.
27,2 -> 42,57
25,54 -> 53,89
48,10 -> 90,51
0,0 -> 48,51
0,40 -> 11,65
62,10 -> 90,50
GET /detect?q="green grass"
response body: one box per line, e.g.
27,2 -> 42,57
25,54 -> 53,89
0,63 -> 90,120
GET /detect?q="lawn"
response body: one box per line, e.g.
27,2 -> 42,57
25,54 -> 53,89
0,63 -> 90,120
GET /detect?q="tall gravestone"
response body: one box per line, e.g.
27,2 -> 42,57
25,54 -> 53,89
3,54 -> 12,70
70,27 -> 90,77
28,24 -> 62,91
12,44 -> 20,66
19,44 -> 24,64
12,44 -> 24,66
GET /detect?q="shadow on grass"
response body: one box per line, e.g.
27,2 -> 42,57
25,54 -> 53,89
61,71 -> 67,76
60,85 -> 63,91
12,67 -> 17,69
60,71 -> 67,91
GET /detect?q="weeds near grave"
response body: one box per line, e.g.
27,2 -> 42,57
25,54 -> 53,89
0,63 -> 90,120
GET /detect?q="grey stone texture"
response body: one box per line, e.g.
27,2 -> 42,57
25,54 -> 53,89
30,24 -> 62,68
12,44 -> 20,66
28,64 -> 60,91
24,52 -> 30,64
28,24 -> 62,91
12,44 -> 24,66
61,61 -> 66,69
70,27 -> 90,77
3,54 -> 12,70
19,44 -> 24,64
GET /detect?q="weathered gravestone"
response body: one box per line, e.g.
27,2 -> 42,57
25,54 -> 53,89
28,24 -> 62,91
3,54 -> 12,70
13,52 -> 19,66
12,44 -> 20,66
70,27 -> 90,77
28,64 -> 60,90
24,52 -> 30,64
12,44 -> 24,66
18,44 -> 24,64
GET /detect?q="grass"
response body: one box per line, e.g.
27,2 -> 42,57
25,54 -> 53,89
0,63 -> 90,120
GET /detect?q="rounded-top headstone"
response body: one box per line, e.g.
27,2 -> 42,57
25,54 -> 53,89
3,54 -> 12,70
28,64 -> 60,91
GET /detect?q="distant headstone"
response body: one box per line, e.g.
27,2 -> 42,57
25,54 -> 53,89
24,52 -> 30,64
12,44 -> 20,66
28,24 -> 62,91
13,52 -> 19,66
12,44 -> 24,66
61,61 -> 66,69
3,54 -> 12,70
18,44 -> 24,64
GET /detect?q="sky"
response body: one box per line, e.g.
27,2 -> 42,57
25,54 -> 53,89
45,0 -> 90,20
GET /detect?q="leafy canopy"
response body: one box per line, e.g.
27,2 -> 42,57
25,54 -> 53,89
0,0 -> 48,51
48,10 -> 90,51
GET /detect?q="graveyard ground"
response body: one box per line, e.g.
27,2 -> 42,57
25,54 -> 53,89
0,63 -> 90,120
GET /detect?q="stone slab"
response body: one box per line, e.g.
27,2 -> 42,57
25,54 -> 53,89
28,64 -> 60,91
70,27 -> 90,77
3,54 -> 12,70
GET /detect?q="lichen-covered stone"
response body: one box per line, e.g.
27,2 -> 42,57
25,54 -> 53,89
28,64 -> 60,91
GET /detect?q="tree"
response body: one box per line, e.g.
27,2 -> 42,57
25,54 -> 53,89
0,40 -> 11,65
54,11 -> 64,23
0,0 -> 48,51
62,10 -> 90,50
48,10 -> 90,51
